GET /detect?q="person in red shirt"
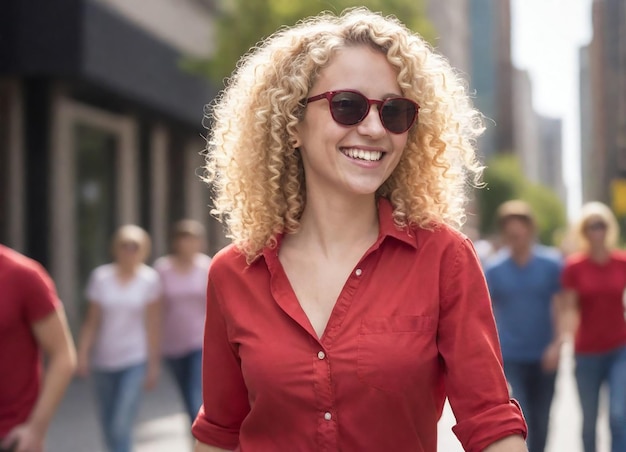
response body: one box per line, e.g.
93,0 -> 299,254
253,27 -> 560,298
192,7 -> 528,452
0,245 -> 76,452
560,202 -> 626,452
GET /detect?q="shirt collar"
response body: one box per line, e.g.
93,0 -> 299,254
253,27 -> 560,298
262,197 -> 417,264
376,197 -> 418,249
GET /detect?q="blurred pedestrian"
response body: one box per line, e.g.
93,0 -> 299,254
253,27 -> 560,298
484,200 -> 563,452
76,225 -> 161,452
560,202 -> 626,452
154,220 -> 211,424
0,245 -> 76,452
191,8 -> 527,452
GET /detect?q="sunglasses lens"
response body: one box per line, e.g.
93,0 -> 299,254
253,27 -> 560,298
120,242 -> 140,252
323,91 -> 418,133
381,99 -> 418,134
330,91 -> 368,125
587,221 -> 607,231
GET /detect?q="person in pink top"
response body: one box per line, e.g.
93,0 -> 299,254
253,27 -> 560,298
560,202 -> 626,452
155,220 -> 211,423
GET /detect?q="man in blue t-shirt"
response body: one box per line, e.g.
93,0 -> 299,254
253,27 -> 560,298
484,200 -> 563,452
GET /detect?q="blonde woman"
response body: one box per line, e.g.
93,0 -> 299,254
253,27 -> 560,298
192,8 -> 527,452
560,202 -> 626,452
77,225 -> 161,452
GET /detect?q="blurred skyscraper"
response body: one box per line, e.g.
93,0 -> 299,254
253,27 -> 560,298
426,0 -> 471,76
469,0 -> 515,159
580,0 -> 626,210
428,0 -> 565,205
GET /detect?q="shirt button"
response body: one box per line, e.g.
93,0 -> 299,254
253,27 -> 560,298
355,268 -> 362,276
317,351 -> 326,360
324,412 -> 332,421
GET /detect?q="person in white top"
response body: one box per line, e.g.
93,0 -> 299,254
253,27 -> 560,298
155,220 -> 211,424
77,225 -> 161,452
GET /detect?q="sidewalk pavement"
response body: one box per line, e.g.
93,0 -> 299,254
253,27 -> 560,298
48,343 -> 610,451
48,371 -> 193,452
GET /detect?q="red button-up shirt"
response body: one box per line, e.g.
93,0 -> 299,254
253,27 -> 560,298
192,199 -> 527,452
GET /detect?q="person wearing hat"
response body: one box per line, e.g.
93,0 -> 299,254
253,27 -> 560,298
484,200 -> 563,452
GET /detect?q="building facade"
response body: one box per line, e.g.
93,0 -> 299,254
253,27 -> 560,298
467,0 -> 515,160
584,0 -> 626,208
0,0 -> 226,331
537,116 -> 565,202
512,68 -> 540,183
579,45 -> 597,203
426,0 -> 471,76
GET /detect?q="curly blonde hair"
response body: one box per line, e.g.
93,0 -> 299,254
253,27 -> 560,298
204,7 -> 485,260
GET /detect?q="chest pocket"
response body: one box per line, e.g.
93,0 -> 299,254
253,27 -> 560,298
357,315 -> 437,392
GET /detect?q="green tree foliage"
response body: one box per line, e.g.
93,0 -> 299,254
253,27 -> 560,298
186,0 -> 434,84
478,154 -> 567,246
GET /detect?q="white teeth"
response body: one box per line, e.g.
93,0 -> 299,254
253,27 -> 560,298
342,148 -> 383,161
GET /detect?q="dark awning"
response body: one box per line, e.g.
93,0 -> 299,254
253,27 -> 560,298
0,0 -> 216,126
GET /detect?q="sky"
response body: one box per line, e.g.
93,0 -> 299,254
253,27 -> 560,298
510,0 -> 593,219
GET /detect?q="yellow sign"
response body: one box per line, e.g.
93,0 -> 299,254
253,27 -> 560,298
612,179 -> 626,216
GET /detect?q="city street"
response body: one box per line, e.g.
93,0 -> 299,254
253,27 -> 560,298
48,343 -> 610,451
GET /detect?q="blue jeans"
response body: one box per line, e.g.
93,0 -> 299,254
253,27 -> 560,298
166,349 -> 203,422
503,360 -> 556,452
575,345 -> 626,452
93,363 -> 146,452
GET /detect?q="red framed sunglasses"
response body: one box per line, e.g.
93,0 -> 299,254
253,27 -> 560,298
306,89 -> 419,134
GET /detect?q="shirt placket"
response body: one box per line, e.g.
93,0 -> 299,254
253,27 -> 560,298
314,263 -> 368,451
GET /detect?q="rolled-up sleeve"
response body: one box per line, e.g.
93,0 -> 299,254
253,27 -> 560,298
191,268 -> 250,449
438,238 -> 527,452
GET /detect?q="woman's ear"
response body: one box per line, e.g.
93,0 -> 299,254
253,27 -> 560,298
291,130 -> 302,149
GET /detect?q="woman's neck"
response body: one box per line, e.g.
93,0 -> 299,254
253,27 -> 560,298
115,262 -> 138,281
588,245 -> 610,263
291,194 -> 379,258
172,253 -> 196,270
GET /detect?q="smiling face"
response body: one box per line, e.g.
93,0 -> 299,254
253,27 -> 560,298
294,45 -> 409,200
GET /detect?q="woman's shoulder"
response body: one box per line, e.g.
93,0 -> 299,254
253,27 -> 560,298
209,244 -> 247,273
564,251 -> 589,268
90,263 -> 115,279
195,253 -> 213,269
153,255 -> 171,272
410,221 -> 471,250
611,249 -> 626,263
137,263 -> 160,281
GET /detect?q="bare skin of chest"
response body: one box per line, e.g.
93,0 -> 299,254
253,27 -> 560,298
279,246 -> 367,338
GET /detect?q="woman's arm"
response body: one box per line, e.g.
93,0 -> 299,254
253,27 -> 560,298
144,298 -> 162,390
552,289 -> 580,350
541,291 -> 569,371
438,239 -> 528,450
76,302 -> 102,377
194,441 -> 232,452
484,435 -> 528,452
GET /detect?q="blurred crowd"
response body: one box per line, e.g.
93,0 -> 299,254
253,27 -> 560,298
1,219 -> 211,452
472,200 -> 626,452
